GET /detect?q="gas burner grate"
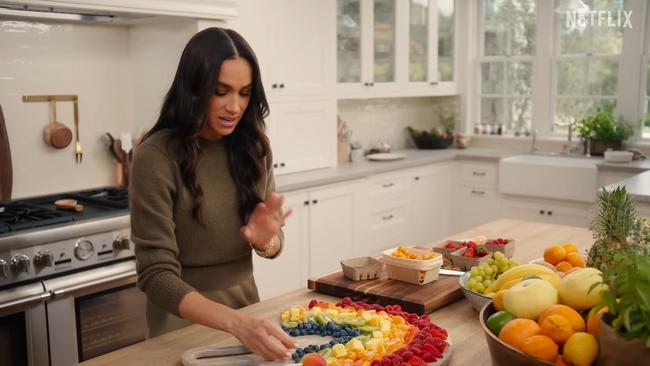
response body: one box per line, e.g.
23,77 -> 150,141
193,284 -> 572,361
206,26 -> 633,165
0,202 -> 74,232
72,187 -> 129,209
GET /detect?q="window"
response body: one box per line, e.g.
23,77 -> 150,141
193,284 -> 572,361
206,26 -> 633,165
438,0 -> 455,81
644,2 -> 650,138
479,0 -> 536,135
409,0 -> 429,82
554,0 -> 624,134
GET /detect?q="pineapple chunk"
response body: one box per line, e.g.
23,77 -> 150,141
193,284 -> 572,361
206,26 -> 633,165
367,317 -> 381,327
346,338 -> 365,353
380,319 -> 392,333
360,310 -> 376,321
289,307 -> 301,321
331,343 -> 348,358
372,331 -> 384,340
364,338 -> 381,352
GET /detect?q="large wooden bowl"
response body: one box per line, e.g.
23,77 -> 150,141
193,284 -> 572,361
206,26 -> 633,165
479,303 -> 555,366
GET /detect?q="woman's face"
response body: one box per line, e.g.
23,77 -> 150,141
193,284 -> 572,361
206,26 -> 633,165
200,57 -> 253,140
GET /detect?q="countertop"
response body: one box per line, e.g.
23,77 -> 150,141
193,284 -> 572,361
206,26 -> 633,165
275,147 -> 650,196
78,219 -> 595,366
606,170 -> 650,203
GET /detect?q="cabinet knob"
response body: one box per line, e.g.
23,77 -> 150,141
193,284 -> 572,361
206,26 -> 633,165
471,190 -> 485,195
304,200 -> 309,206
382,214 -> 394,221
472,171 -> 486,176
273,163 -> 278,168
548,211 -> 553,216
280,162 -> 285,167
430,81 -> 439,85
312,199 -> 318,205
539,210 -> 545,215
414,176 -> 420,181
382,182 -> 394,188
272,83 -> 278,89
279,83 -> 285,89
364,82 -> 370,86
369,82 -> 374,86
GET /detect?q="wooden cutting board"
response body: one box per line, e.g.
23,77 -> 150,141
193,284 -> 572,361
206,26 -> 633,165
0,105 -> 12,201
308,271 -> 463,315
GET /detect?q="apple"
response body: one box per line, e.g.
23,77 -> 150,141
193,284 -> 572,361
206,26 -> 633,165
503,279 -> 559,319
558,267 -> 607,310
301,353 -> 326,366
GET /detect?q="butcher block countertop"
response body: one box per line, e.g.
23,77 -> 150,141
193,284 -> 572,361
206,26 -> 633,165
78,219 -> 595,366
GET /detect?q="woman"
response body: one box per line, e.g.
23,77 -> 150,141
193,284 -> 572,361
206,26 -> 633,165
129,27 -> 296,361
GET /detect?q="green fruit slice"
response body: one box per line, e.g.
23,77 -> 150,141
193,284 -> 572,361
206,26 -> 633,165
486,311 -> 515,336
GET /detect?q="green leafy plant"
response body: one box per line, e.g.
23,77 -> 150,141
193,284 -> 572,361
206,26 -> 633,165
593,250 -> 650,348
587,187 -> 650,270
575,105 -> 634,143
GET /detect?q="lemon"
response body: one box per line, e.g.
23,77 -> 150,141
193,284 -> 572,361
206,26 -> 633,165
563,332 -> 598,365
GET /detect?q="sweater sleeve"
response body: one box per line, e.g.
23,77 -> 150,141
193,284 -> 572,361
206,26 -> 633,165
129,143 -> 196,316
262,149 -> 284,259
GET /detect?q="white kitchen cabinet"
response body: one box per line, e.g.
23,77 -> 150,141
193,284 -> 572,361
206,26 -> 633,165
308,181 -> 363,277
230,0 -> 335,100
253,191 -> 309,301
3,0 -> 237,19
501,196 -> 595,228
336,0 -> 458,98
407,163 -> 454,245
458,161 -> 501,231
266,99 -> 336,175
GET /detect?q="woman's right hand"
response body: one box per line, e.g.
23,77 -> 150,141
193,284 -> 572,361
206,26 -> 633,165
230,313 -> 298,361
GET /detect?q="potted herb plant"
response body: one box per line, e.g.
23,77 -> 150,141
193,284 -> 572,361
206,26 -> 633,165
575,106 -> 634,156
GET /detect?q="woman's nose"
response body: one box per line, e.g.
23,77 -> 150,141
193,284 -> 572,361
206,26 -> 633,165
225,95 -> 241,113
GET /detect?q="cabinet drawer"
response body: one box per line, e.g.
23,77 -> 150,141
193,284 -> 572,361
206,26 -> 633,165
461,163 -> 498,187
501,198 -> 592,228
366,173 -> 410,200
368,205 -> 409,254
459,186 -> 500,230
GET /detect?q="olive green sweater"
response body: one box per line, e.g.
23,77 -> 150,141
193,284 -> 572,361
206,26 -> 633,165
129,130 -> 281,316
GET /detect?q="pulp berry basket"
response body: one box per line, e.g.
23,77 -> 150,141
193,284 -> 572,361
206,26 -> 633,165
340,257 -> 384,281
484,239 -> 516,258
381,246 -> 443,285
451,247 -> 492,270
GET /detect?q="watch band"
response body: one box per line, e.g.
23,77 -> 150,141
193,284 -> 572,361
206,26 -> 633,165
250,236 -> 277,258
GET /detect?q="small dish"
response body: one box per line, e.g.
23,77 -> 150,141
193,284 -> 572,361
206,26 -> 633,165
366,153 -> 407,161
604,150 -> 633,163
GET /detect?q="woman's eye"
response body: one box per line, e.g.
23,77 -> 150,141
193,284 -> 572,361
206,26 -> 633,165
240,90 -> 252,97
215,90 -> 228,96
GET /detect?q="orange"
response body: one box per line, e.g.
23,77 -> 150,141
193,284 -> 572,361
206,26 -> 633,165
544,245 -> 567,265
566,252 -> 586,268
522,335 -> 559,362
541,314 -> 574,344
493,290 -> 507,311
562,243 -> 579,254
554,355 -> 570,366
555,261 -> 573,273
563,332 -> 599,365
538,305 -> 586,332
587,306 -> 608,337
499,318 -> 542,350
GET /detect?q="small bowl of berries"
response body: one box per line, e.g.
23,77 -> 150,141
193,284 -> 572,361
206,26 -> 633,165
450,241 -> 492,270
484,238 -> 516,258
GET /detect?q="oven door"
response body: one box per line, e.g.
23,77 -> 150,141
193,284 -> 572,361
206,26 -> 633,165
0,282 -> 50,366
43,260 -> 146,365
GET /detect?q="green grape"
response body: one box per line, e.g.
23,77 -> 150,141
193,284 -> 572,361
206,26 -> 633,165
475,282 -> 485,293
470,268 -> 479,276
467,279 -> 478,287
484,279 -> 493,287
474,275 -> 483,282
484,266 -> 494,276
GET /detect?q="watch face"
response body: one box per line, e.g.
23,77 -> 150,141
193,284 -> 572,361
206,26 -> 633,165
75,239 -> 94,261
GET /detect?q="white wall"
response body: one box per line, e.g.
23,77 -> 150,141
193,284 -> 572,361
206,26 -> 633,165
0,17 -> 198,199
337,96 -> 459,151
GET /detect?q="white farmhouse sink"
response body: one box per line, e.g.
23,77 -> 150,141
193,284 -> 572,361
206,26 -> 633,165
499,155 -> 599,203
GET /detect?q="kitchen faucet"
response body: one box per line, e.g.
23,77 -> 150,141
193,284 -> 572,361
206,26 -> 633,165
530,128 -> 539,154
554,121 -> 582,155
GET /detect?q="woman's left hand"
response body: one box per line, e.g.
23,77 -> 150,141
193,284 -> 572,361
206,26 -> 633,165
241,192 -> 292,249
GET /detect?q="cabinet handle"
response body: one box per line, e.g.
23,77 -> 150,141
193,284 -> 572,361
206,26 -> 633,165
539,210 -> 545,215
304,200 -> 309,206
312,199 -> 318,205
548,211 -> 553,216
369,82 -> 374,86
414,176 -> 420,181
471,190 -> 485,195
382,214 -> 394,221
279,83 -> 285,89
364,82 -> 370,86
273,163 -> 278,168
280,162 -> 285,167
272,83 -> 278,89
430,81 -> 439,85
472,171 -> 486,176
382,182 -> 394,188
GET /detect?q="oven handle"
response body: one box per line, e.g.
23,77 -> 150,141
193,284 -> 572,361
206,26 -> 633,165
0,292 -> 51,311
50,269 -> 137,297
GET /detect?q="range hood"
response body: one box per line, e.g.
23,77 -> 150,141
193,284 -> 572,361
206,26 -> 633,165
0,0 -> 238,23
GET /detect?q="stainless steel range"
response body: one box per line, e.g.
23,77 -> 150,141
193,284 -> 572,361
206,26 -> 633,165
0,187 -> 146,366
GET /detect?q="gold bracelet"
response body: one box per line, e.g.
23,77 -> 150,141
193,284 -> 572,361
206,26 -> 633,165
250,236 -> 277,258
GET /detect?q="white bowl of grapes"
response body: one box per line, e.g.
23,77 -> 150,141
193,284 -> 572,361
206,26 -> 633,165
458,252 -> 520,312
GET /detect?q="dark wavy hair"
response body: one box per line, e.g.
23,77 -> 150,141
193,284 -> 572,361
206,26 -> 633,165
141,27 -> 270,223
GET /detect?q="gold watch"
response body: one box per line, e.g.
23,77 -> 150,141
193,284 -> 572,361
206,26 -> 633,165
250,236 -> 277,258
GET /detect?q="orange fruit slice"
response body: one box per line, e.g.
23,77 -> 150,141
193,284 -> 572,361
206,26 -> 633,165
538,304 -> 586,332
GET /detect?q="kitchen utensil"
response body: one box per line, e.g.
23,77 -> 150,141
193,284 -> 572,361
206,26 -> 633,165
105,133 -> 122,161
366,152 -> 406,161
73,98 -> 82,163
43,99 -> 72,149
112,139 -> 126,163
0,104 -> 12,201
54,199 -> 84,212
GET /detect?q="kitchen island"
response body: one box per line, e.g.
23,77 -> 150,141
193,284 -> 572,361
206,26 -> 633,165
79,219 -> 594,366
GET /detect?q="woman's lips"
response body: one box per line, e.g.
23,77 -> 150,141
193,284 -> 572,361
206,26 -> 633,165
218,116 -> 237,128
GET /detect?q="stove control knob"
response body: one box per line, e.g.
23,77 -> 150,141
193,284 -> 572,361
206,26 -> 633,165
113,236 -> 131,251
0,259 -> 8,278
11,254 -> 30,275
34,251 -> 54,269
74,239 -> 94,261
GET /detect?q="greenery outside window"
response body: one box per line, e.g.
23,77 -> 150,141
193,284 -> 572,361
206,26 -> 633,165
479,0 -> 536,135
438,0 -> 455,82
554,0 -> 624,135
